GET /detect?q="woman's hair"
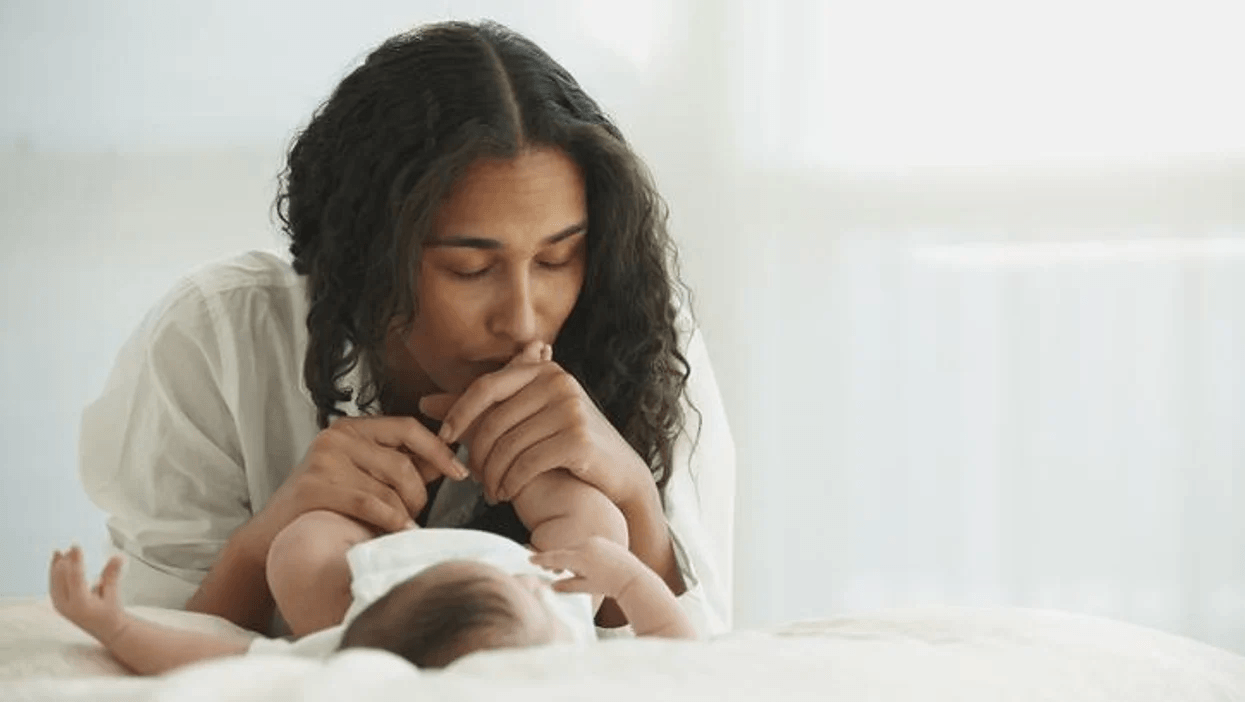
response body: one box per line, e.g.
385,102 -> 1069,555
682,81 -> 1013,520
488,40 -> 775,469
339,572 -> 537,668
275,20 -> 692,492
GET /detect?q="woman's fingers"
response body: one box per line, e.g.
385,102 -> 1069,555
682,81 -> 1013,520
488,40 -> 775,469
298,447 -> 417,532
497,431 -> 586,503
327,477 -> 415,534
416,393 -> 457,423
433,343 -> 548,444
472,383 -> 560,498
478,415 -> 565,502
338,438 -> 430,518
309,414 -> 471,524
263,414 -> 461,547
345,416 -> 469,481
404,450 -> 451,485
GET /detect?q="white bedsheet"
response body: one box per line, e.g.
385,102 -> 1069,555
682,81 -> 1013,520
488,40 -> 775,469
2,598 -> 1243,701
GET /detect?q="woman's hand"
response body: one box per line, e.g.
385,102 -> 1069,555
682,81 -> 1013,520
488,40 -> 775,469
423,341 -> 687,620
243,416 -> 470,561
418,341 -> 653,510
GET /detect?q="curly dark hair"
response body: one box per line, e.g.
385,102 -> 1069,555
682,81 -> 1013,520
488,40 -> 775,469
274,20 -> 693,493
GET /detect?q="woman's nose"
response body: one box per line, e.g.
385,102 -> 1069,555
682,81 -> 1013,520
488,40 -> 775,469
492,270 -> 538,343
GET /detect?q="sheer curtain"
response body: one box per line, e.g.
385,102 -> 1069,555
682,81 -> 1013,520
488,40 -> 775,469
670,0 -> 1245,653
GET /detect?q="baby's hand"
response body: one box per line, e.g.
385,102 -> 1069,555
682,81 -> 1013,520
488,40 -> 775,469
529,536 -> 645,600
49,546 -> 127,644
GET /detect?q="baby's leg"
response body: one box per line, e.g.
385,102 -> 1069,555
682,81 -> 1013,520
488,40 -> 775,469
512,470 -> 628,554
266,510 -> 376,637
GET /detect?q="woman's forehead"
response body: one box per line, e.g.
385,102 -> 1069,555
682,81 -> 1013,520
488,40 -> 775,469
430,147 -> 587,249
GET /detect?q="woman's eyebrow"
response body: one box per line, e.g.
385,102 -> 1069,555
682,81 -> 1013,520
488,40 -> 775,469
426,221 -> 587,249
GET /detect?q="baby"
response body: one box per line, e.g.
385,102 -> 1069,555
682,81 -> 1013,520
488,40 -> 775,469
50,532 -> 693,675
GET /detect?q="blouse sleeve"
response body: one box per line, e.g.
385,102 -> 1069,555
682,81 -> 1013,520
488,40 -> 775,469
597,326 -> 737,639
78,279 -> 250,609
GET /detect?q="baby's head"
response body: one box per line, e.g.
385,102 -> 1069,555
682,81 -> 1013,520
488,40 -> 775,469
338,559 -> 575,668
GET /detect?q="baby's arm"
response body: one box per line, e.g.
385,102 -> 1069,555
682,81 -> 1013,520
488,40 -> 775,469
530,536 -> 697,639
50,546 -> 251,675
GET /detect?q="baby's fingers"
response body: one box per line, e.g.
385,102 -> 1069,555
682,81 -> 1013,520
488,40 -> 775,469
93,556 -> 124,600
49,547 -> 87,607
68,547 -> 93,600
529,550 -> 582,575
550,576 -> 595,595
48,550 -> 70,602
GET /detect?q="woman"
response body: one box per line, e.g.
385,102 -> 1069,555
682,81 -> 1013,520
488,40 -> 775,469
79,20 -> 733,637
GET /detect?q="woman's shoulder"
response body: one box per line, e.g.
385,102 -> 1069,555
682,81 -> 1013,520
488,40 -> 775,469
147,250 -> 306,331
127,250 -> 308,370
179,249 -> 303,302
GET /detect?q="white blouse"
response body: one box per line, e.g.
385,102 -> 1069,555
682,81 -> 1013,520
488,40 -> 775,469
79,251 -> 735,636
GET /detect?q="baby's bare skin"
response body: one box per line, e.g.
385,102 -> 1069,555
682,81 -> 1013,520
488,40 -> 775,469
47,528 -> 693,676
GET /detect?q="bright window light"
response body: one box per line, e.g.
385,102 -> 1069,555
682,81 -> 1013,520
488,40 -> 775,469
910,237 -> 1245,267
732,0 -> 1245,169
576,0 -> 664,68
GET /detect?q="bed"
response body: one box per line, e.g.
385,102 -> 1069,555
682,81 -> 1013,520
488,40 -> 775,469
2,596 -> 1242,701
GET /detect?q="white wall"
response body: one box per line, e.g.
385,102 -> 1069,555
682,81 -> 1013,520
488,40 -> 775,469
0,145 -> 285,596
3,0 -> 1244,654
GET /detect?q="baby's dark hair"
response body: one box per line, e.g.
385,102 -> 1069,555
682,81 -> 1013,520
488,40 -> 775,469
338,571 -> 536,668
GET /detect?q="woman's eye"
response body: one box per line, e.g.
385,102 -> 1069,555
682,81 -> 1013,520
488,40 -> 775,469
451,266 -> 492,279
537,258 -> 573,270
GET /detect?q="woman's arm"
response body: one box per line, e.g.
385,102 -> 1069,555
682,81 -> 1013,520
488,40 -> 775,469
80,280 -> 267,618
82,269 -> 467,631
591,326 -> 736,633
619,479 -> 685,596
589,477 -> 684,627
182,525 -> 275,634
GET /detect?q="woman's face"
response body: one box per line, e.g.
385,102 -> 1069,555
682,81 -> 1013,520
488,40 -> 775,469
391,146 -> 588,397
